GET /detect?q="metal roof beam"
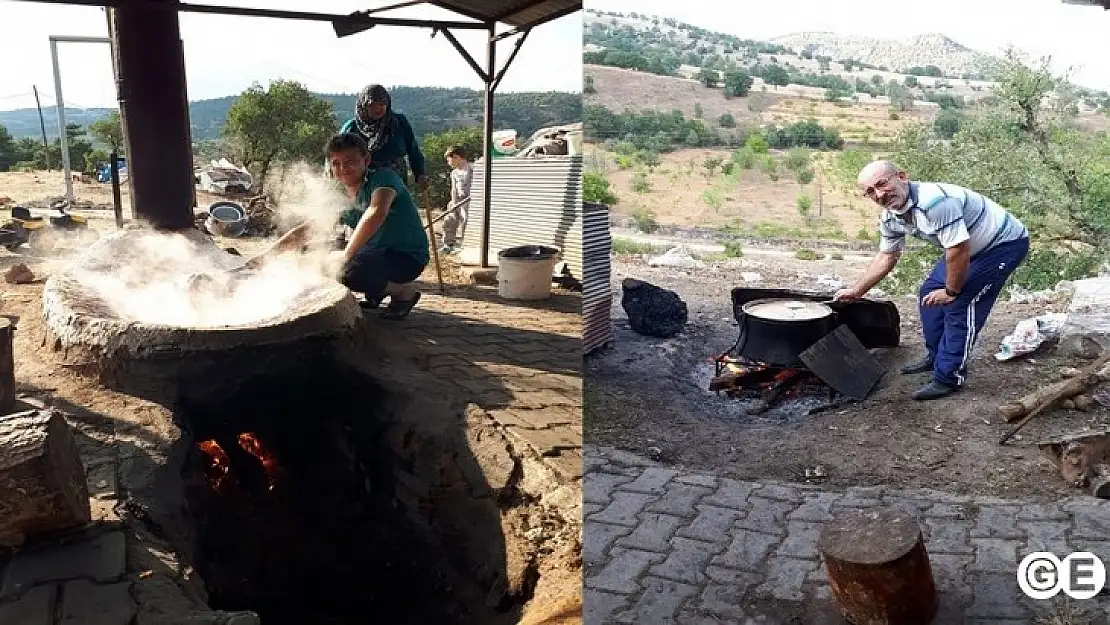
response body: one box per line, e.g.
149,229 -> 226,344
491,0 -> 549,22
5,0 -> 489,28
491,29 -> 528,91
434,27 -> 489,82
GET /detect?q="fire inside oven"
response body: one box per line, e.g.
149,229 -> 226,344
177,366 -> 471,625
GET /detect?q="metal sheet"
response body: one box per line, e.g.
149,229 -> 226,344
461,155 -> 584,279
428,0 -> 582,27
583,201 -> 612,355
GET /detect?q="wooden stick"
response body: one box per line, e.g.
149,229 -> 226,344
999,351 -> 1110,445
421,189 -> 445,293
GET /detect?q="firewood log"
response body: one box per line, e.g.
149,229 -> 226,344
819,506 -> 937,625
997,352 -> 1110,423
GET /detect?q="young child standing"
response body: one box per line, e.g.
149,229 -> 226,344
440,145 -> 473,254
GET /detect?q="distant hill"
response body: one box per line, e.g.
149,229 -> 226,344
0,86 -> 582,142
769,32 -> 1000,79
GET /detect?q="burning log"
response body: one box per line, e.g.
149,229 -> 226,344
0,410 -> 91,546
750,369 -> 808,415
819,506 -> 937,625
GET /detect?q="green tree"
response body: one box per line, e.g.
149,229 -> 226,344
698,68 -> 719,88
584,170 -> 618,205
933,108 -> 963,139
89,111 -> 124,153
0,124 -> 16,172
693,102 -> 704,119
223,79 -> 337,190
584,74 -> 596,94
904,75 -> 919,88
723,70 -> 753,98
762,65 -> 790,89
718,113 -> 736,128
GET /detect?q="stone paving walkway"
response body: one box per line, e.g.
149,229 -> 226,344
584,444 -> 1110,625
0,283 -> 584,624
401,286 -> 583,484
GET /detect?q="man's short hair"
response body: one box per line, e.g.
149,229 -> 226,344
326,132 -> 369,156
444,145 -> 468,159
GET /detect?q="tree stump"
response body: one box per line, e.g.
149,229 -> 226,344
0,318 -> 13,415
0,409 -> 91,547
819,506 -> 937,625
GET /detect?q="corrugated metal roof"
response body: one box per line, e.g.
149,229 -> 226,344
427,0 -> 581,27
583,201 -> 613,355
1062,0 -> 1110,7
460,155 -> 584,279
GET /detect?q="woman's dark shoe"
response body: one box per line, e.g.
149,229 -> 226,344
380,292 -> 421,320
900,356 -> 935,375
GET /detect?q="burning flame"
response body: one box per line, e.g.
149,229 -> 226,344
197,439 -> 232,491
238,432 -> 281,491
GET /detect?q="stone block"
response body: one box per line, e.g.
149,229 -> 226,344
0,410 -> 92,546
1,531 -> 126,598
0,584 -> 55,625
60,579 -> 135,625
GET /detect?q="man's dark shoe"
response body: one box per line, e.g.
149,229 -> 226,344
912,380 -> 958,401
899,356 -> 934,375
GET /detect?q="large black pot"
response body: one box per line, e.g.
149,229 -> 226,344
735,298 -> 838,367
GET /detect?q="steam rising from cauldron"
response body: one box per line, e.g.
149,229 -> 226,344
66,164 -> 351,329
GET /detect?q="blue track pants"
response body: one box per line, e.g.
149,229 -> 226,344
918,237 -> 1029,387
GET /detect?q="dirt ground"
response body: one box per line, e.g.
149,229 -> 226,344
0,170 -> 231,212
584,249 -> 1108,501
584,64 -> 936,139
593,146 -> 877,236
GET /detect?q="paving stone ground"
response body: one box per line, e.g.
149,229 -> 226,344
0,284 -> 582,623
584,444 -> 1110,625
400,287 -> 583,483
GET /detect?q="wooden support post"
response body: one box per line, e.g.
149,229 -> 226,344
819,506 -> 938,625
0,318 -> 14,415
0,410 -> 91,547
421,189 -> 445,293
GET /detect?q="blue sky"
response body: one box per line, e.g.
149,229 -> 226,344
588,0 -> 1110,91
0,0 -> 583,112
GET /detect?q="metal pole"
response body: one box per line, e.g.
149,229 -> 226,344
49,38 -> 73,206
32,86 -> 50,170
109,151 -> 123,228
479,24 -> 495,268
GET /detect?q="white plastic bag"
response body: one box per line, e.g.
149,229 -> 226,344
995,313 -> 1068,361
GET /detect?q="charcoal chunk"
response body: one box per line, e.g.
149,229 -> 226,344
621,278 -> 687,338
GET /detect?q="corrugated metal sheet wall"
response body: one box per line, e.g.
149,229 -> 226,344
460,156 -> 584,280
583,201 -> 613,355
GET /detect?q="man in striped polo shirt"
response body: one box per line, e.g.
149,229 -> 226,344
834,160 -> 1030,400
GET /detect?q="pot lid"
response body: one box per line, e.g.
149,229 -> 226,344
744,299 -> 832,321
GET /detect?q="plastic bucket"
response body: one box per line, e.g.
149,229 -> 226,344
496,245 -> 560,300
205,201 -> 248,237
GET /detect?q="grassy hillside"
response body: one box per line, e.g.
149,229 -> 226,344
0,86 -> 582,143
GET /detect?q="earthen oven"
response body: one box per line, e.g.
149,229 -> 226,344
40,228 -> 541,624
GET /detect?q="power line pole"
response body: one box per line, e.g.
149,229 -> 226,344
32,86 -> 50,170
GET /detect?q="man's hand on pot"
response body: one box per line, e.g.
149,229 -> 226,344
921,288 -> 955,307
833,288 -> 862,302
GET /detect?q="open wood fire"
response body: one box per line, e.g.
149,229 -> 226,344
710,354 -> 834,414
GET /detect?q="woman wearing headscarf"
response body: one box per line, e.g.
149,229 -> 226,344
339,84 -> 428,190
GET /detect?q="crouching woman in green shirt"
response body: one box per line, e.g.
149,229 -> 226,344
328,132 -> 429,319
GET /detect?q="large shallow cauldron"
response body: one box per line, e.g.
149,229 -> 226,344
736,299 -> 837,367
